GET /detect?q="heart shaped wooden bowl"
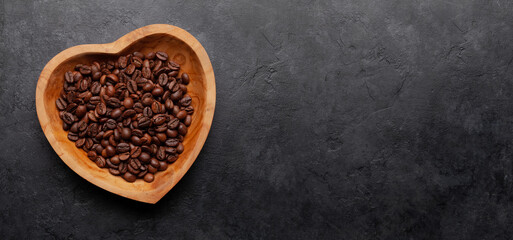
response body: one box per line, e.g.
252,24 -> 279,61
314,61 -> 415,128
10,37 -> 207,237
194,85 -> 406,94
35,24 -> 215,204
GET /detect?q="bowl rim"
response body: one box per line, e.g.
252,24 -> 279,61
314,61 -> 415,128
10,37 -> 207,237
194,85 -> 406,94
35,24 -> 216,204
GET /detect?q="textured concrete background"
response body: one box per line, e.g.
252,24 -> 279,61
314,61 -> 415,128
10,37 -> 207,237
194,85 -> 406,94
1,0 -> 513,239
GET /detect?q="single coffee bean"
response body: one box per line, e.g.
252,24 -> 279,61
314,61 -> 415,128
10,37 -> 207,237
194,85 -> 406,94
118,56 -> 128,69
95,102 -> 107,115
80,65 -> 92,75
121,128 -> 131,140
170,89 -> 182,101
56,97 -> 67,110
109,168 -> 121,176
105,145 -> 116,157
122,172 -> 136,182
158,161 -> 168,171
156,51 -> 168,61
119,152 -> 130,161
165,138 -> 179,147
123,97 -> 134,108
130,146 -> 142,159
65,71 -> 74,83
176,143 -> 184,153
180,95 -> 192,106
145,52 -> 156,60
76,105 -> 87,118
87,151 -> 97,161
111,155 -> 121,165
122,109 -> 136,118
96,156 -> 106,168
181,73 -> 190,85
116,143 -> 130,153
184,115 -> 192,126
75,138 -> 86,148
167,118 -> 179,129
106,159 -> 118,169
143,173 -> 154,183
176,110 -> 187,120
119,162 -> 128,174
110,108 -> 122,119
62,112 -> 75,125
166,129 -> 178,138
178,123 -> 188,135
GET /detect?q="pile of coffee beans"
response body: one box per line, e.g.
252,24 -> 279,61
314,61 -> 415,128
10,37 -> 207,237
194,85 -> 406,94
56,51 -> 193,183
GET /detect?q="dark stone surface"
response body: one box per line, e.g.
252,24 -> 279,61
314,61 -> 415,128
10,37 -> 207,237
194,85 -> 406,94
1,0 -> 513,239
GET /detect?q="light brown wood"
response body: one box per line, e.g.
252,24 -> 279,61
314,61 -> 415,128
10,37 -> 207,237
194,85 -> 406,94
35,24 -> 216,204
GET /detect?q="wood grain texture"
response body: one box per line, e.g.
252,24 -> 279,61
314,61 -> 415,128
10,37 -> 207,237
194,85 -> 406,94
35,24 -> 216,204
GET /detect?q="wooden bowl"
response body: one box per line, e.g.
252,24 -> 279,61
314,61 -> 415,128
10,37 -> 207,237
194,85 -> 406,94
35,24 -> 215,204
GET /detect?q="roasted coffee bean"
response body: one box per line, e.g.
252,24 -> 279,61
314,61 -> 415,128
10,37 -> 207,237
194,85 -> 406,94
126,64 -> 136,75
122,109 -> 136,118
138,117 -> 151,128
168,60 -> 180,70
111,155 -> 121,165
184,115 -> 192,126
156,51 -> 168,61
80,65 -> 92,75
166,129 -> 178,138
167,154 -> 178,163
145,52 -> 155,60
56,97 -> 67,110
118,56 -> 128,69
184,106 -> 194,114
156,147 -> 166,161
176,143 -> 184,153
153,114 -> 167,126
110,108 -> 123,119
62,112 -> 75,125
96,156 -> 106,168
121,128 -> 131,140
141,97 -> 153,106
87,151 -> 97,161
131,146 -> 142,159
65,71 -> 74,83
152,86 -> 164,97
178,123 -> 188,135
119,162 -> 128,174
143,173 -> 154,183
95,102 -> 107,115
109,168 -> 121,176
105,145 -> 116,157
74,137 -> 85,148
106,159 -> 118,169
158,161 -> 168,171
180,95 -> 192,106
76,105 -> 87,118
119,152 -> 130,161
168,118 -> 179,129
106,119 -> 117,129
170,89 -> 182,101
132,56 -> 143,68
181,73 -> 190,85
158,73 -> 168,86
142,67 -> 151,78
138,152 -> 151,163
165,138 -> 179,147
176,110 -> 187,120
127,80 -> 137,93
106,97 -> 121,108
143,107 -> 153,117
131,136 -> 143,146
153,60 -> 162,72
116,143 -> 130,153
123,97 -> 134,108
122,172 -> 136,182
